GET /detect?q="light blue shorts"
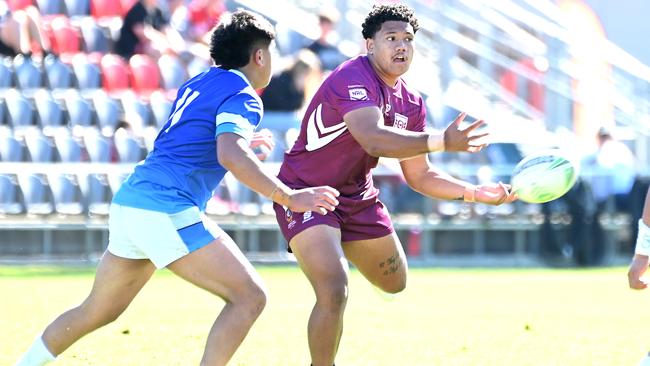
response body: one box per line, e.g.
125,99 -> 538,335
107,204 -> 220,268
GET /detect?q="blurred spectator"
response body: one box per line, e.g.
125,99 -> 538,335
586,126 -> 636,213
168,0 -> 226,62
547,126 -> 636,266
305,7 -> 346,72
0,3 -> 52,57
186,0 -> 226,42
114,0 -> 179,60
261,49 -> 321,112
258,50 -> 321,162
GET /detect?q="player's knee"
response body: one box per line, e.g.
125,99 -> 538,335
233,279 -> 267,317
247,282 -> 267,316
315,279 -> 348,312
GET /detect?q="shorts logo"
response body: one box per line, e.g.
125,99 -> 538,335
285,209 -> 296,229
393,113 -> 408,129
348,87 -> 368,101
302,211 -> 313,224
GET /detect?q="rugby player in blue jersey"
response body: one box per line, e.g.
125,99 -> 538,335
15,10 -> 339,366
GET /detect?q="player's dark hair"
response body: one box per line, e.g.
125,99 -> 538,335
361,4 -> 420,39
209,9 -> 275,69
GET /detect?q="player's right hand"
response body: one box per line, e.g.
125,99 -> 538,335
288,186 -> 340,215
476,182 -> 518,205
628,254 -> 649,290
443,112 -> 488,153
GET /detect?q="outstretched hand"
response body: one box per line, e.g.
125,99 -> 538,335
476,182 -> 517,205
288,186 -> 340,216
443,112 -> 488,153
628,255 -> 649,290
250,129 -> 275,161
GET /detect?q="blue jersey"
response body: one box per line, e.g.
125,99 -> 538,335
112,68 -> 263,213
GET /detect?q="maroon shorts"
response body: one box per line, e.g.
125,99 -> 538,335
273,196 -> 394,250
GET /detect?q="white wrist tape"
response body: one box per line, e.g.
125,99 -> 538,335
398,154 -> 422,162
463,185 -> 478,203
635,219 -> 650,256
426,132 -> 444,152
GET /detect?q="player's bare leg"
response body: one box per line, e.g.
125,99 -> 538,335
167,226 -> 266,366
343,232 -> 408,294
41,252 -> 156,355
290,225 -> 347,366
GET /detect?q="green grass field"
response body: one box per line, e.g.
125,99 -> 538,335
1,265 -> 648,365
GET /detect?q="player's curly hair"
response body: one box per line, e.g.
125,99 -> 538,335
209,9 -> 275,69
361,4 -> 420,39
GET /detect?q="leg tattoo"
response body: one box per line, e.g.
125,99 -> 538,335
378,252 -> 401,276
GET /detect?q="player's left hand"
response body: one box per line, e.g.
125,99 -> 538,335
628,254 -> 649,290
475,182 -> 518,205
443,112 -> 488,153
250,129 -> 275,161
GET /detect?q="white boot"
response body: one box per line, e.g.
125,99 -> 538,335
14,337 -> 55,366
638,353 -> 650,366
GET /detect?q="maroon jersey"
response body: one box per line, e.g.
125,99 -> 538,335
278,55 -> 427,204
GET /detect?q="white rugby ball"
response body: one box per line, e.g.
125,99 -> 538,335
511,149 -> 579,203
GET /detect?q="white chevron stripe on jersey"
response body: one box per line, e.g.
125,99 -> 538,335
305,104 -> 347,151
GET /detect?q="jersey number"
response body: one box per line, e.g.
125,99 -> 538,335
165,88 -> 200,132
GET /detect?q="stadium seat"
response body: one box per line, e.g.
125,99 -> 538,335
0,57 -> 13,88
119,0 -> 136,15
24,129 -> 54,162
54,129 -> 83,161
100,54 -> 129,92
64,0 -> 89,16
129,54 -> 160,95
35,0 -> 64,15
107,171 -> 129,195
62,89 -> 93,127
71,53 -> 101,89
18,173 -> 54,215
0,129 -> 26,161
79,173 -> 111,216
0,102 -> 5,126
142,125 -> 157,152
90,0 -> 121,18
34,89 -> 65,129
187,57 -> 210,78
0,174 -> 24,215
13,55 -> 42,89
120,91 -> 151,130
0,100 -> 5,125
113,127 -> 143,162
80,17 -> 110,53
149,90 -> 172,128
44,54 -> 73,89
83,128 -> 111,162
93,90 -> 120,132
7,0 -> 33,11
437,200 -> 472,220
48,16 -> 81,55
157,54 -> 186,91
48,172 -> 84,215
205,195 -> 233,216
0,96 -> 6,124
5,89 -> 35,128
